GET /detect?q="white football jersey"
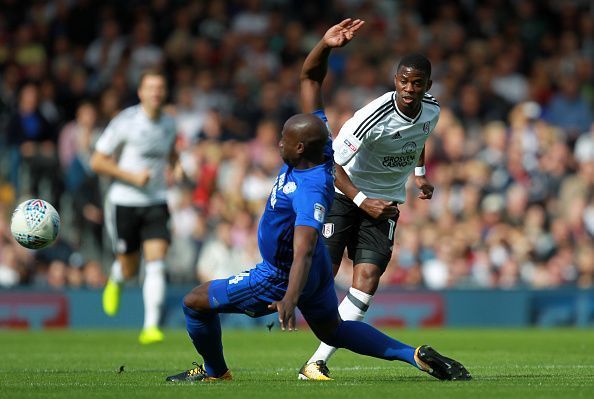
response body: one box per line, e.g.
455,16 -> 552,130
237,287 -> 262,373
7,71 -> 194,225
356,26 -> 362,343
95,105 -> 177,206
333,91 -> 440,204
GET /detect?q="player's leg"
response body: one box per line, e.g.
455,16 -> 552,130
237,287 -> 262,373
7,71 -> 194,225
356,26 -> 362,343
166,281 -> 232,381
138,204 -> 171,344
167,267 -> 277,382
103,203 -> 142,316
301,278 -> 471,381
302,194 -> 356,378
336,211 -> 400,333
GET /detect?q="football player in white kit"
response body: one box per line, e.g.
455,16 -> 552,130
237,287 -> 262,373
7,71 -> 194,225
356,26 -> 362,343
90,70 -> 177,344
300,54 -> 440,379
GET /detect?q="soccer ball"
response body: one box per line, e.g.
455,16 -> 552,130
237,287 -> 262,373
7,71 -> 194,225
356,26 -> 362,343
10,199 -> 60,249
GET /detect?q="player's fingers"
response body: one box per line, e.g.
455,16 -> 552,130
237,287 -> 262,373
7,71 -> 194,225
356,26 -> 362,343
286,313 -> 296,331
338,18 -> 352,28
267,302 -> 278,311
350,20 -> 364,33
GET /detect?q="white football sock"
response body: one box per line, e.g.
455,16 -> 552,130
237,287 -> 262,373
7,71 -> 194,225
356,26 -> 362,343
110,260 -> 124,284
143,259 -> 166,329
307,287 -> 373,364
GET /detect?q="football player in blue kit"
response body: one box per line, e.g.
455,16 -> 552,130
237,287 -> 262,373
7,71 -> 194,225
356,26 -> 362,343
166,19 -> 470,383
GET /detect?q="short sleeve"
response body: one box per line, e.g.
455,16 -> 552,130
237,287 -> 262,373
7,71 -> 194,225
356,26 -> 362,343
333,92 -> 393,165
95,116 -> 125,155
292,187 -> 328,231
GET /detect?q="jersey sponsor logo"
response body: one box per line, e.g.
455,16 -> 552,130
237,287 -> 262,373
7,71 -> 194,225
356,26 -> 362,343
283,181 -> 297,194
322,223 -> 334,238
423,121 -> 431,134
383,141 -> 417,168
314,203 -> 326,222
393,131 -> 402,140
382,155 -> 416,168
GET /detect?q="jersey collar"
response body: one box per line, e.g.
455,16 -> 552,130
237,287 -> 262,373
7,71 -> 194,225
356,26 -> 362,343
392,92 -> 422,124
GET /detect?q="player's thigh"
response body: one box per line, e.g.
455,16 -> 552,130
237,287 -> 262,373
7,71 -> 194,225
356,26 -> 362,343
208,268 -> 284,318
105,202 -> 143,255
354,212 -> 399,273
299,260 -> 339,324
139,203 -> 171,258
322,194 -> 359,266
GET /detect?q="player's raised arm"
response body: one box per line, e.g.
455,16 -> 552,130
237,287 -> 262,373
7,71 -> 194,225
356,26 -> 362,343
300,18 -> 364,113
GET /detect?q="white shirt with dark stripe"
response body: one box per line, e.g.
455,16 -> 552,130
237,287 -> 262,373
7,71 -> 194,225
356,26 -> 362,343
332,91 -> 440,204
95,105 -> 177,206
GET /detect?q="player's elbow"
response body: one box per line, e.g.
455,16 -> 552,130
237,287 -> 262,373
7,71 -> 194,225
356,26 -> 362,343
89,152 -> 101,173
90,152 -> 109,175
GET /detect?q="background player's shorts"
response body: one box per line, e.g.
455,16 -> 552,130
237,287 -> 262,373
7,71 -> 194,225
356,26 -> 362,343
323,193 -> 399,272
105,202 -> 170,254
208,259 -> 339,322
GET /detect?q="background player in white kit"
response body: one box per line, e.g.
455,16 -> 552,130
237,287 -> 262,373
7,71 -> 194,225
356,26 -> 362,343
299,55 -> 440,379
90,70 -> 177,344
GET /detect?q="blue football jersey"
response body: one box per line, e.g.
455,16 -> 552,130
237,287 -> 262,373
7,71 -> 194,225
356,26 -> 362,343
256,112 -> 334,278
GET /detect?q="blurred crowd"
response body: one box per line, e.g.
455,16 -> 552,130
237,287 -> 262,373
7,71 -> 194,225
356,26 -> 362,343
0,0 -> 592,291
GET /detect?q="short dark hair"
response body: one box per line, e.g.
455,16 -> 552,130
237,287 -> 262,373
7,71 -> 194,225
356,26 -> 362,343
138,69 -> 167,87
397,54 -> 431,78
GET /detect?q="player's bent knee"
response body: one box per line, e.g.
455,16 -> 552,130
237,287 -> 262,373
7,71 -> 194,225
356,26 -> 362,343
183,284 -> 211,312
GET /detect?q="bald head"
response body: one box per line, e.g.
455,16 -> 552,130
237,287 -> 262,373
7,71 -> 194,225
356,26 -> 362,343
279,113 -> 329,167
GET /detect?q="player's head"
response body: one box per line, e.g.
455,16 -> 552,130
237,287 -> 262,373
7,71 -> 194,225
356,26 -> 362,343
279,114 -> 328,167
394,54 -> 432,112
138,69 -> 167,113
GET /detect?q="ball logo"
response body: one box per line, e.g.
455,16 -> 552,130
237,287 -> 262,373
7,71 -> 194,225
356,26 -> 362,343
11,199 -> 60,249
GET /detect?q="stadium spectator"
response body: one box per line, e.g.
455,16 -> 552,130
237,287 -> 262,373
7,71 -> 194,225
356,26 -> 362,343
0,0 -> 591,294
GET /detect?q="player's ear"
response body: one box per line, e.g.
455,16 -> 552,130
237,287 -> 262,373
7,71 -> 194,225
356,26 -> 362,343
297,142 -> 305,155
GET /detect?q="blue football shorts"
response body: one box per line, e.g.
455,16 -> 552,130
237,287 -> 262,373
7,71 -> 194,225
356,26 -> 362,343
207,260 -> 339,322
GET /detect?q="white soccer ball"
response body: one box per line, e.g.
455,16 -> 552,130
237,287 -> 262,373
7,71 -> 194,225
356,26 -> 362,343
10,199 -> 61,249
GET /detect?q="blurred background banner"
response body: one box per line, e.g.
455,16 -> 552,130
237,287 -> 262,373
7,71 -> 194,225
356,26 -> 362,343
0,0 -> 592,327
2,288 -> 593,329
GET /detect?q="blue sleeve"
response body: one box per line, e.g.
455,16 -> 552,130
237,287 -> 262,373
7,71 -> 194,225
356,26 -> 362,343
293,186 -> 328,231
312,109 -> 334,159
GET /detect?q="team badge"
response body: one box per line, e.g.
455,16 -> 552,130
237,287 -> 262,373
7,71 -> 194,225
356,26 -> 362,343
283,182 -> 297,194
322,223 -> 334,238
314,203 -> 326,222
423,121 -> 430,134
403,141 -> 417,155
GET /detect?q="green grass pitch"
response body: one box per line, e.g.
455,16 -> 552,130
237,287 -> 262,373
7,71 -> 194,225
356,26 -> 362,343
1,328 -> 593,399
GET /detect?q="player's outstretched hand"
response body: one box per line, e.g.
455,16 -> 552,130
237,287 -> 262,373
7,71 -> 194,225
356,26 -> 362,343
415,176 -> 434,200
360,198 -> 399,220
323,18 -> 365,48
268,298 -> 297,331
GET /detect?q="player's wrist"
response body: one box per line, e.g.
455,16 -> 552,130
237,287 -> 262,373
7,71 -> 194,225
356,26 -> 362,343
353,191 -> 367,207
415,166 -> 426,176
